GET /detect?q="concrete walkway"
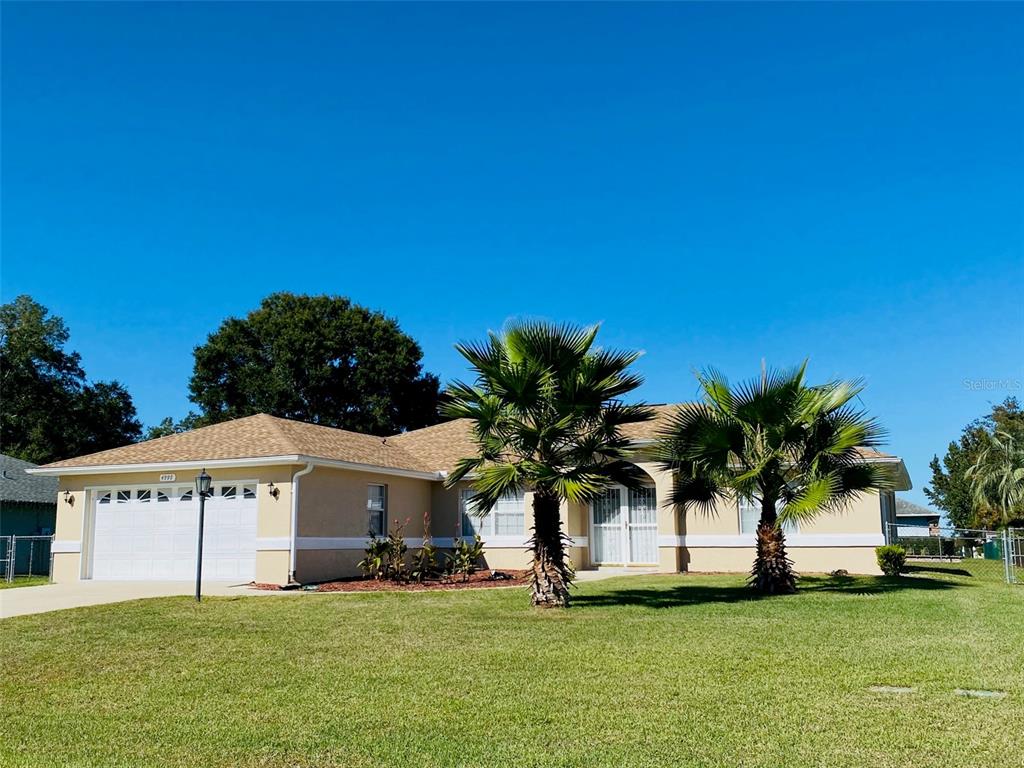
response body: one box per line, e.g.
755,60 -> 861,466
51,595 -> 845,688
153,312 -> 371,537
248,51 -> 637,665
0,581 -> 293,619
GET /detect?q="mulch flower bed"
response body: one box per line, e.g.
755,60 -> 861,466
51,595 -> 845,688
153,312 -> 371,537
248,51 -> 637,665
253,569 -> 530,593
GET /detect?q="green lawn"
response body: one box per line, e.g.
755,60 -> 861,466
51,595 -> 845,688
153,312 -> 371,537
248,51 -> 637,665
0,574 -> 49,590
1,572 -> 1021,768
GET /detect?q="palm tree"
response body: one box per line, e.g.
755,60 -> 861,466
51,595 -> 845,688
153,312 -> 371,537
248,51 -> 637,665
967,431 -> 1024,526
654,362 -> 894,594
442,321 -> 652,607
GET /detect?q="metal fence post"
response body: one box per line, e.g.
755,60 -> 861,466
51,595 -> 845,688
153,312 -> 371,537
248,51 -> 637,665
1004,529 -> 1012,584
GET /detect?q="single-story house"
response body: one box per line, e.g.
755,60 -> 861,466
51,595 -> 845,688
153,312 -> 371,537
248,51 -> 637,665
893,497 -> 942,537
1,454 -> 58,574
29,407 -> 912,585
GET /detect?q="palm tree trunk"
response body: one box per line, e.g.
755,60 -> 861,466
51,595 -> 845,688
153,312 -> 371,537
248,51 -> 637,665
529,490 -> 573,608
749,498 -> 796,594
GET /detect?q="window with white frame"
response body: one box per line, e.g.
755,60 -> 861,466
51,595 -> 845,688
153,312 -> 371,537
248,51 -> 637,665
738,496 -> 798,535
461,489 -> 525,537
367,484 -> 387,537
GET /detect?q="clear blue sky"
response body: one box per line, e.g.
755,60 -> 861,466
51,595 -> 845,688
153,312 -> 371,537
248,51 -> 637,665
3,3 -> 1022,509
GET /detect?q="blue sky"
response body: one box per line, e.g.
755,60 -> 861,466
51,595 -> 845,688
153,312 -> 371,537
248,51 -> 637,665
3,3 -> 1022,509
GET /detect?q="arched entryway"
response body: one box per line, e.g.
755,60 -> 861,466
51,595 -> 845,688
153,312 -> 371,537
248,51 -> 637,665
589,472 -> 658,566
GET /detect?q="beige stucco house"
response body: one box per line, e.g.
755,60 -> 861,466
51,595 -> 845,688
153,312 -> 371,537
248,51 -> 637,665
29,408 -> 911,585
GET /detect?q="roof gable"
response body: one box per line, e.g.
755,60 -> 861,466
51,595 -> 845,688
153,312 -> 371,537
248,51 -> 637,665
895,497 -> 939,518
39,414 -> 432,474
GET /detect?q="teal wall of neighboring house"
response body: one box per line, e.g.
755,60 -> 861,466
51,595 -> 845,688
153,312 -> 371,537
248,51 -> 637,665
1,500 -> 56,573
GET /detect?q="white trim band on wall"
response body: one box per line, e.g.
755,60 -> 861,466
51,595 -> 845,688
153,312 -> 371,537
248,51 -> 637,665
51,540 -> 82,554
657,533 -> 885,548
294,535 -> 591,551
256,537 -> 290,551
295,536 -> 510,550
297,537 -> 380,550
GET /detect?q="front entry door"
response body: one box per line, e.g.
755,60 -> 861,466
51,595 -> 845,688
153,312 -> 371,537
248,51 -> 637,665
591,486 -> 657,565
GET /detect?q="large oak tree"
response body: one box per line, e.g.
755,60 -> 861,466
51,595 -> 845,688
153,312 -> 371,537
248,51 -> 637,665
187,293 -> 441,435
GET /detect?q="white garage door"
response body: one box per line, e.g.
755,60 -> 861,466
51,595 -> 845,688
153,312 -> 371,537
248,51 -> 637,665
91,483 -> 257,581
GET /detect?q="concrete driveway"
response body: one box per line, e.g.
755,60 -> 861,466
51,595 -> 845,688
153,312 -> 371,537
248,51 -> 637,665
0,580 -> 293,619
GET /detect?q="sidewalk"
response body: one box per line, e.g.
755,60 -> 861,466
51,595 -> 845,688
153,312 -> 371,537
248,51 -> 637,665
0,580 -> 293,619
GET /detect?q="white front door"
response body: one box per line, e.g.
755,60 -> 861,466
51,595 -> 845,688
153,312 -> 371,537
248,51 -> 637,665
590,485 -> 658,565
90,483 -> 257,581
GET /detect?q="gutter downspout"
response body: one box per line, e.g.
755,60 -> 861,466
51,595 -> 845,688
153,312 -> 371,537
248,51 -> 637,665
288,463 -> 315,584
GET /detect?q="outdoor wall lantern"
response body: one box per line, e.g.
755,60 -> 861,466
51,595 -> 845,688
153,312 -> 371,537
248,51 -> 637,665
268,481 -> 280,500
63,490 -> 75,505
193,469 -> 213,602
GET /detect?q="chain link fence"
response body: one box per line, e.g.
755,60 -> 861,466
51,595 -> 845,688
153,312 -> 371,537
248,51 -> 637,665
0,535 -> 53,584
886,524 -> 1024,585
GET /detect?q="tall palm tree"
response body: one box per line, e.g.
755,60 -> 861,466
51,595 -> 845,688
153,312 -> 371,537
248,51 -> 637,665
442,321 -> 652,607
655,362 -> 894,594
967,431 -> 1024,526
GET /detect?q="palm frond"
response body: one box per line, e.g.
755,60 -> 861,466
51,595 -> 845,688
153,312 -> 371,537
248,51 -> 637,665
695,367 -> 734,417
470,463 -> 523,512
669,472 -> 730,516
445,455 -> 484,487
777,474 -> 842,525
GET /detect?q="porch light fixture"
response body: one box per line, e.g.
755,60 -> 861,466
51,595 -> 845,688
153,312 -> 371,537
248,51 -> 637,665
268,481 -> 280,500
194,469 -> 213,602
63,490 -> 74,505
195,469 -> 213,497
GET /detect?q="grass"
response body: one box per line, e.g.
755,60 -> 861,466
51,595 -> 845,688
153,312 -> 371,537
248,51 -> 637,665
905,555 -> 1024,582
0,574 -> 49,590
1,571 -> 1021,768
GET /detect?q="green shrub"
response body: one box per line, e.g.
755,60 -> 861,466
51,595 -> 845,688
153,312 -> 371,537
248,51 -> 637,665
384,520 -> 410,582
412,542 -> 440,583
412,511 -> 440,583
876,545 -> 907,576
358,536 -> 390,580
446,534 -> 485,582
358,519 -> 410,582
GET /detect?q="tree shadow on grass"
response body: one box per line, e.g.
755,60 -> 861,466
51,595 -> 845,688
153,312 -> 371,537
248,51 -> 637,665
573,573 -> 963,610
904,564 -> 975,577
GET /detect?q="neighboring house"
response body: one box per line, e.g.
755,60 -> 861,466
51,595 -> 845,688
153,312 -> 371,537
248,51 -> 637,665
894,497 -> 942,537
30,408 -> 912,585
1,454 -> 58,573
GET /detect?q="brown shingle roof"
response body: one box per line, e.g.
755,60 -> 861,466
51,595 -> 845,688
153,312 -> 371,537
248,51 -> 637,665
392,403 -> 897,471
387,419 -> 482,474
40,407 -> 898,475
623,403 -> 896,459
40,414 -> 434,473
619,404 -> 683,441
